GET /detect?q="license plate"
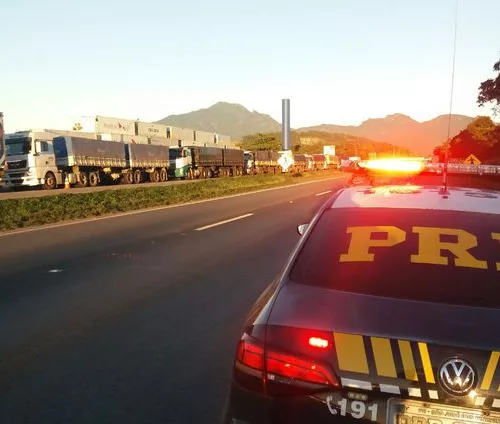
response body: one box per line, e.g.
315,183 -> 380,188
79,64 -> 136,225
388,399 -> 500,424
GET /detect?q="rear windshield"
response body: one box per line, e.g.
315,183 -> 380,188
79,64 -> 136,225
289,208 -> 500,308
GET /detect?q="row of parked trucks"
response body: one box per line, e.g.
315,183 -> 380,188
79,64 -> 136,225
0,114 -> 340,190
2,130 -> 246,189
243,151 -> 339,175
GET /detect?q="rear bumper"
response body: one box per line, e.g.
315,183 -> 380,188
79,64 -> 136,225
224,381 -> 362,424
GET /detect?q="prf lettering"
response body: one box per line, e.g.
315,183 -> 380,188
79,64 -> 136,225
339,226 -> 500,271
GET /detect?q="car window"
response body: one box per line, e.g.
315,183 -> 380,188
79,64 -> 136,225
289,208 -> 500,308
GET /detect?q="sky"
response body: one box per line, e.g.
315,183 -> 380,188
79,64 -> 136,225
2,0 -> 500,132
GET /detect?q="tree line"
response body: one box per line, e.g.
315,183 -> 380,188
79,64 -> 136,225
236,131 -> 415,159
434,55 -> 500,164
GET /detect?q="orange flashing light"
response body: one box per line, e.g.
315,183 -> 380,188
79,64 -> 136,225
361,158 -> 425,173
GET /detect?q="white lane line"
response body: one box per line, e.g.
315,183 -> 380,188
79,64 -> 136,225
195,213 -> 254,231
315,190 -> 332,196
0,175 -> 344,238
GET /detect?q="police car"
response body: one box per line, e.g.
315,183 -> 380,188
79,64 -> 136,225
222,160 -> 500,424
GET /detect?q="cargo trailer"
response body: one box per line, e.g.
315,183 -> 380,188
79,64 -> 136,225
169,146 -> 244,179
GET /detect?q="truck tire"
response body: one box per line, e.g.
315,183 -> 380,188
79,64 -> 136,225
207,169 -> 213,178
78,172 -> 90,187
152,169 -> 161,183
159,168 -> 167,182
122,170 -> 134,184
89,172 -> 99,187
133,169 -> 142,184
43,172 -> 57,190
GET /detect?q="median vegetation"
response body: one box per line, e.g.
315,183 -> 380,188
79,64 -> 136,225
0,170 -> 344,231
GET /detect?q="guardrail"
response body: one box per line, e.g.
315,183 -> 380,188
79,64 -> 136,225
425,163 -> 500,176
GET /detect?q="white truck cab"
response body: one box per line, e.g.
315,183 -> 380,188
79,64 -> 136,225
168,147 -> 193,179
3,131 -> 61,189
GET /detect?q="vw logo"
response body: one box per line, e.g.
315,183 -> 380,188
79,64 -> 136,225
439,358 -> 476,395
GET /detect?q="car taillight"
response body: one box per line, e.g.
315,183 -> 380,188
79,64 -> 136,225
234,326 -> 339,395
237,338 -> 264,370
266,349 -> 337,386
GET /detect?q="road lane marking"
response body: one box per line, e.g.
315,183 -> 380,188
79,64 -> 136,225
315,190 -> 332,196
195,214 -> 254,231
0,175 -> 345,237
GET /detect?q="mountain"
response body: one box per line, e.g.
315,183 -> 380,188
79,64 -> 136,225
156,102 -> 475,154
298,113 -> 475,154
155,102 -> 281,139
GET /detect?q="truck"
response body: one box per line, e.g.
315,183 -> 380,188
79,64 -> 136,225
125,143 -> 171,183
53,136 -> 173,186
2,132 -> 173,189
168,146 -> 244,179
2,130 -> 99,189
244,150 -> 281,175
53,136 -> 129,187
291,154 -> 309,173
311,154 -> 327,170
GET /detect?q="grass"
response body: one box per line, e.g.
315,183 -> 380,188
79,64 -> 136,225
0,170 -> 344,231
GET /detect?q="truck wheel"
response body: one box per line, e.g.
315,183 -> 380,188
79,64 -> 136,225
187,169 -> 195,180
207,169 -> 213,178
89,172 -> 99,187
152,169 -> 161,183
78,172 -> 90,187
122,170 -> 134,184
159,168 -> 167,182
133,169 -> 142,184
43,172 -> 57,190
201,169 -> 207,179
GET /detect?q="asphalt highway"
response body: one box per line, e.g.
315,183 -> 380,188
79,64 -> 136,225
0,176 -> 347,424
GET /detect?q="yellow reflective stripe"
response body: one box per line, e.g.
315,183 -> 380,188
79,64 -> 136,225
371,337 -> 397,377
398,340 -> 418,381
418,342 -> 435,384
334,332 -> 369,374
480,351 -> 500,390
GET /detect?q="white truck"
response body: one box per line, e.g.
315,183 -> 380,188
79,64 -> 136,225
2,130 -> 98,189
2,132 -> 172,189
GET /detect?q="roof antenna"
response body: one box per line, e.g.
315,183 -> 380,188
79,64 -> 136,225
441,0 -> 459,196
